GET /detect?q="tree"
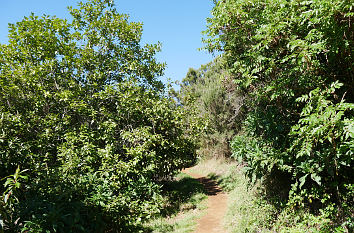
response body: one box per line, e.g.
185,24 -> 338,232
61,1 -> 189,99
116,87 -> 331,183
0,0 -> 198,231
179,57 -> 244,157
204,0 -> 353,229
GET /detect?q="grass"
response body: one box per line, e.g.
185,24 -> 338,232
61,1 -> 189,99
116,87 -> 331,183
145,157 -> 344,233
185,157 -> 341,233
186,157 -> 276,232
143,173 -> 207,233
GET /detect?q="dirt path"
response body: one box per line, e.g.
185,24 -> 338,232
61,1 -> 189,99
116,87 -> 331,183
183,168 -> 228,233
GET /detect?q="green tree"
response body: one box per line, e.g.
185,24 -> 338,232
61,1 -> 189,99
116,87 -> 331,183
0,0 -> 198,231
204,0 -> 353,230
179,57 -> 244,157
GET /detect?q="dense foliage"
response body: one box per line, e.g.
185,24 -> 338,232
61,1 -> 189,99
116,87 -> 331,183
0,0 -> 198,232
202,0 -> 353,230
178,57 -> 244,158
1,0 -> 353,231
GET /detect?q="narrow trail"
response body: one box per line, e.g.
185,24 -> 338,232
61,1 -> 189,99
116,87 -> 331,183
183,168 -> 228,233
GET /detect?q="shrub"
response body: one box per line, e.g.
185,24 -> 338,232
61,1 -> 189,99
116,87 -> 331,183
0,0 -> 199,231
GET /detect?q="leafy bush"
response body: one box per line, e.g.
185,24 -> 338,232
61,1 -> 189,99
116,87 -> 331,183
205,0 -> 353,229
289,81 -> 353,205
0,167 -> 28,232
231,135 -> 285,184
0,0 -> 199,231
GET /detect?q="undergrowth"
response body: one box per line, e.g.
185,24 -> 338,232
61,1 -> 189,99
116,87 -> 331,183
190,157 -> 352,233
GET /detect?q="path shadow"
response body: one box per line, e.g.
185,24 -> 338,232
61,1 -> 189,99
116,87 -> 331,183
158,174 -> 206,217
197,177 -> 223,196
142,173 -> 208,232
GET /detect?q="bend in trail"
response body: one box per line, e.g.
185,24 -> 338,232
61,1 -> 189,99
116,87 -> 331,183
183,168 -> 228,233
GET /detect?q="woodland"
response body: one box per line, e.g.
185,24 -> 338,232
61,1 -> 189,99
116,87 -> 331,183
0,0 -> 353,232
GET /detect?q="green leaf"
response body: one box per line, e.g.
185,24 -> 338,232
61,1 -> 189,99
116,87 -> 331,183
299,174 -> 308,189
310,173 -> 321,185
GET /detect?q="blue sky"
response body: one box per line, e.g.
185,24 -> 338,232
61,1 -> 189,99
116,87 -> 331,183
0,0 -> 215,87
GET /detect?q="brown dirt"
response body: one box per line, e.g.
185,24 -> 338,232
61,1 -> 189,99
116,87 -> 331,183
183,168 -> 228,233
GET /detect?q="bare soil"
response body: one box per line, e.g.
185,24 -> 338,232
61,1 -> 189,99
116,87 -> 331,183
183,168 -> 228,233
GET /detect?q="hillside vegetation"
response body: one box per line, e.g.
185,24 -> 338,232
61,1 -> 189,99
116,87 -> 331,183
0,1 -> 201,232
178,0 -> 353,231
0,0 -> 353,232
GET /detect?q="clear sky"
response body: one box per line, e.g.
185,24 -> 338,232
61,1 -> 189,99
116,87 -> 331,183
0,0 -> 215,87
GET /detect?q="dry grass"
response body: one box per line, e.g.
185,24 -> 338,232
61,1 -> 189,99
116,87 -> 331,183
189,158 -> 333,233
187,156 -> 237,177
188,157 -> 275,233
